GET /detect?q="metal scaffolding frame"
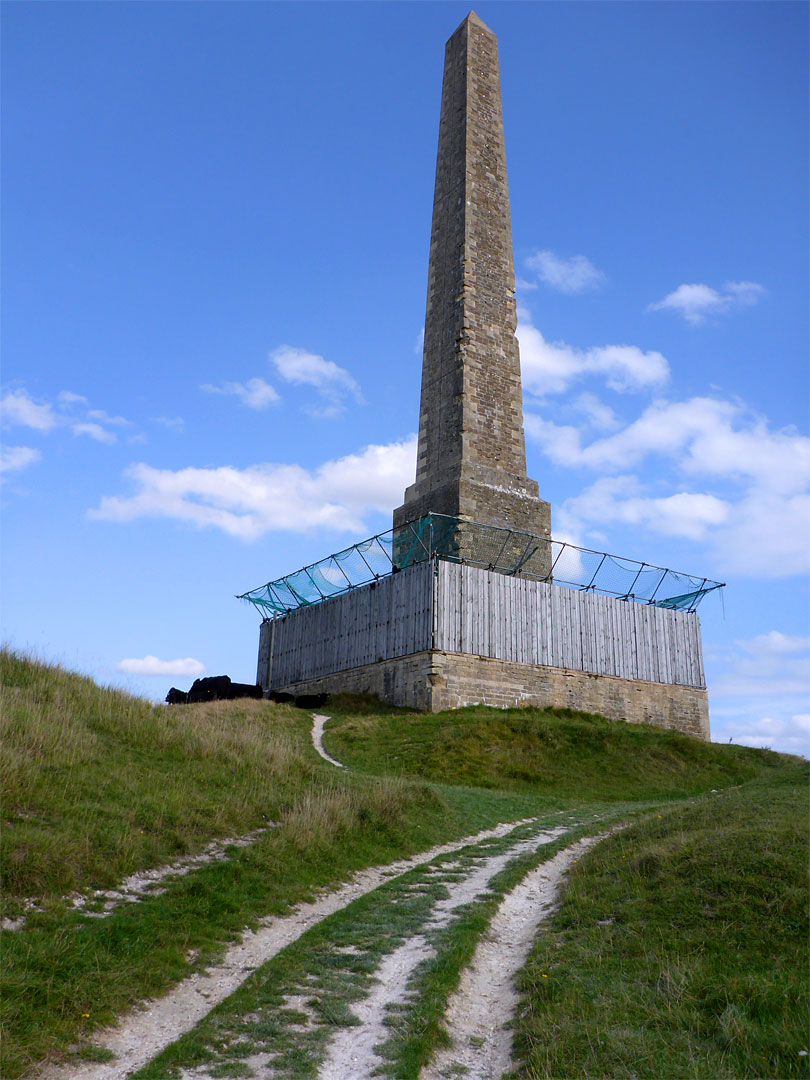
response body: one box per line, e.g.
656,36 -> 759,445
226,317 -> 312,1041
237,513 -> 725,618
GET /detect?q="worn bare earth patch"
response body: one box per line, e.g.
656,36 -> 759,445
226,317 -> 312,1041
38,818 -> 542,1080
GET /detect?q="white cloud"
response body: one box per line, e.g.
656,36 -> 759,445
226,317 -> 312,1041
517,311 -> 669,396
201,345 -> 362,418
153,416 -> 185,432
648,280 -> 765,324
72,422 -> 117,444
526,397 -> 810,490
89,436 -> 418,540
714,711 -> 810,757
1,390 -> 58,431
301,401 -> 345,420
724,281 -> 766,306
739,631 -> 810,657
116,655 -> 205,678
87,408 -> 131,427
0,445 -> 42,474
572,392 -> 619,432
532,396 -> 810,577
559,479 -> 807,578
270,345 -> 362,415
2,387 -> 134,445
201,378 -> 280,410
717,490 -> 809,576
57,391 -> 89,406
560,476 -> 731,541
271,346 -> 359,394
525,250 -> 606,294
708,632 -> 810,755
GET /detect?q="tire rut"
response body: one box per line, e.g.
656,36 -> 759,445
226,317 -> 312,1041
38,818 -> 544,1080
154,820 -> 587,1079
420,833 -> 605,1079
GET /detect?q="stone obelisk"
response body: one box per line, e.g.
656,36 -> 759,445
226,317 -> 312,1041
393,11 -> 550,550
255,12 -> 710,739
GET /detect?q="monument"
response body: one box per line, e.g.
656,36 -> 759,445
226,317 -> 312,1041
393,13 -> 550,554
243,13 -> 722,740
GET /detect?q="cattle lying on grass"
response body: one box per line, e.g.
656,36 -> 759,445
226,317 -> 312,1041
187,676 -> 231,703
230,681 -> 265,700
165,676 -> 264,705
293,692 -> 328,709
163,677 -> 318,708
265,690 -> 328,708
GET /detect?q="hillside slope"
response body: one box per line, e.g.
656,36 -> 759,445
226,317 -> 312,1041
516,764 -> 809,1079
1,653 -> 805,1080
323,696 -> 789,800
0,651 -> 543,1076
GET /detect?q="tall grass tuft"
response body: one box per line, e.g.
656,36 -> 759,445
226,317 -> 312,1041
1,649 -> 316,907
280,776 -> 437,853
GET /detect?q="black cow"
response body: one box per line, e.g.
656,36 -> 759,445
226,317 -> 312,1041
167,676 -> 266,705
229,682 -> 264,700
187,676 -> 231,703
268,690 -> 295,704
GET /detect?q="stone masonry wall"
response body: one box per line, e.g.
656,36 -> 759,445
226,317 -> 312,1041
393,13 -> 550,553
275,651 -> 436,713
429,651 -> 710,739
272,649 -> 710,740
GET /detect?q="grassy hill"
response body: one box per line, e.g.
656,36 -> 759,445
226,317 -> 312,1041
1,650 -> 806,1079
516,764 -> 809,1078
322,694 -> 788,800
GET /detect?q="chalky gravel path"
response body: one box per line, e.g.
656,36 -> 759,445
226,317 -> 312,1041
420,833 -> 603,1079
310,713 -> 344,768
40,821 -> 539,1080
39,716 -> 601,1080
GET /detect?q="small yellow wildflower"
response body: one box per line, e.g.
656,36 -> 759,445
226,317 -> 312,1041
542,974 -> 549,978
81,1013 -> 90,1019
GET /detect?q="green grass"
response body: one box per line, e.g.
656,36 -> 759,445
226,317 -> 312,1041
2,646 -> 313,906
323,696 -> 788,801
2,652 -> 807,1079
514,763 -> 810,1079
0,650 -> 547,1078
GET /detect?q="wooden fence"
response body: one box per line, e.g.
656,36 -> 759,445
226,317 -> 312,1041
259,558 -> 705,690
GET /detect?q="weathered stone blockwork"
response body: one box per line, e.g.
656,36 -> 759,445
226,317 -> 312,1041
272,650 -> 709,740
393,12 -> 550,556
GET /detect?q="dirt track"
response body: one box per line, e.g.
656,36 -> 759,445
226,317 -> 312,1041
38,716 -> 600,1079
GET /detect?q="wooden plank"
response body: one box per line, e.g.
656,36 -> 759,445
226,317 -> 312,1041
265,561 -> 705,691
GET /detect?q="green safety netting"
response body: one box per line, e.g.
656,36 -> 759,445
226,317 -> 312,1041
237,513 -> 724,618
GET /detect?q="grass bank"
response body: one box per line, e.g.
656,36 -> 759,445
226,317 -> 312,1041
324,696 -> 787,800
2,653 -> 805,1079
515,763 -> 810,1079
0,651 -> 547,1077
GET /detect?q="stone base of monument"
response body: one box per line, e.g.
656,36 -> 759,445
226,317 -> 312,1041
257,559 -> 710,741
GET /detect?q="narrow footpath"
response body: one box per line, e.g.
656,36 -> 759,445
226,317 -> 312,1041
39,715 -> 604,1080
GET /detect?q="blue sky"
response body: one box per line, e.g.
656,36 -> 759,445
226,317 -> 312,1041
2,1 -> 808,755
